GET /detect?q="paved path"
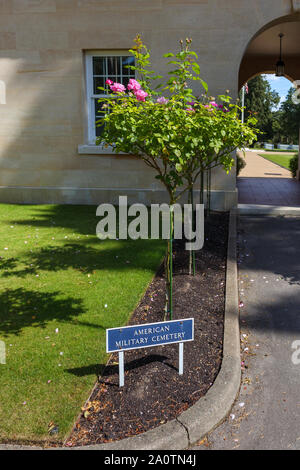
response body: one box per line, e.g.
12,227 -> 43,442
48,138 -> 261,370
237,151 -> 300,206
238,177 -> 300,206
239,151 -> 292,178
193,215 -> 300,450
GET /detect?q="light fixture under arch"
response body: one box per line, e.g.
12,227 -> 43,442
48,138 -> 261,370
275,33 -> 285,77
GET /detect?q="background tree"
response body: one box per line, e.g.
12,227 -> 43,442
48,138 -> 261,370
242,75 -> 280,142
279,87 -> 300,144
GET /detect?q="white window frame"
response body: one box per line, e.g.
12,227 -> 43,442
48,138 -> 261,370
84,50 -> 135,145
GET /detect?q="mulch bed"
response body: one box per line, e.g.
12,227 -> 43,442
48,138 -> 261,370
67,212 -> 229,446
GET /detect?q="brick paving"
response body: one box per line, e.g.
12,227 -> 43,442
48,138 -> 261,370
238,151 -> 300,206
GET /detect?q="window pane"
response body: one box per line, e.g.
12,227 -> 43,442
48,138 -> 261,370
107,56 -> 119,76
96,121 -> 105,137
95,100 -> 105,136
93,57 -> 106,76
122,56 -> 135,76
88,55 -> 135,141
122,76 -> 130,89
93,77 -> 104,94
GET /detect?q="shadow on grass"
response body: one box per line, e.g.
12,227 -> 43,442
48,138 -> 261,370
0,212 -> 229,279
2,205 -> 230,281
0,240 -> 165,279
4,205 -> 98,236
0,288 -> 86,337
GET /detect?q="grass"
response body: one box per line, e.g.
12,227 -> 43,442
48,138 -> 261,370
0,204 -> 165,444
252,147 -> 297,153
264,149 -> 297,153
258,153 -> 296,171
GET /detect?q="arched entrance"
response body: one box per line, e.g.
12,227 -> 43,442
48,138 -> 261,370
238,13 -> 300,206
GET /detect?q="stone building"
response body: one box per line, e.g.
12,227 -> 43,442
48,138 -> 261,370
0,0 -> 299,210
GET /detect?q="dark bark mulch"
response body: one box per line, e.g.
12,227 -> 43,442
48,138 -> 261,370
67,212 -> 229,446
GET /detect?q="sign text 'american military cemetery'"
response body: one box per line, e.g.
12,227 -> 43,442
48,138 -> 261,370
106,318 -> 194,387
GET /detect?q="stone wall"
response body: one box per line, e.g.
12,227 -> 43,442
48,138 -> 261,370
0,0 -> 297,209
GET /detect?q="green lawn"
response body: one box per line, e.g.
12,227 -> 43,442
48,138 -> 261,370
259,153 -> 296,170
253,147 -> 296,153
0,204 -> 165,444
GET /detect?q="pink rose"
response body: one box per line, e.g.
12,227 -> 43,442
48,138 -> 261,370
127,79 -> 141,92
157,97 -> 169,105
106,79 -> 113,86
134,89 -> 148,102
110,82 -> 126,93
209,101 -> 218,108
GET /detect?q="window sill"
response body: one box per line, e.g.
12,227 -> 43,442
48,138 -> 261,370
78,144 -> 120,155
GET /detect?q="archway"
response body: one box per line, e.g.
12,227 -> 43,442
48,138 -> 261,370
237,14 -> 300,206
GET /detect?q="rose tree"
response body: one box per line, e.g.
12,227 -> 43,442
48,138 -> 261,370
96,37 -> 258,319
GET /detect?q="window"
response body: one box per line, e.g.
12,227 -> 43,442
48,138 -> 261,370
85,51 -> 135,144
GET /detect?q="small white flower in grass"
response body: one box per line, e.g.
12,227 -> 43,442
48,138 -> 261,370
60,352 -> 64,356
55,328 -> 59,334
4,247 -> 8,250
104,304 -> 108,308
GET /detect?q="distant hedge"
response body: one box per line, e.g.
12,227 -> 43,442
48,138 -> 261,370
236,154 -> 246,176
289,154 -> 299,178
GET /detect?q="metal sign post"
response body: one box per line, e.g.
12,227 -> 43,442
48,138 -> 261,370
179,342 -> 184,375
118,350 -> 124,388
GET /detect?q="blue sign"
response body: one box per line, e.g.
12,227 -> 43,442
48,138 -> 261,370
106,318 -> 194,353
